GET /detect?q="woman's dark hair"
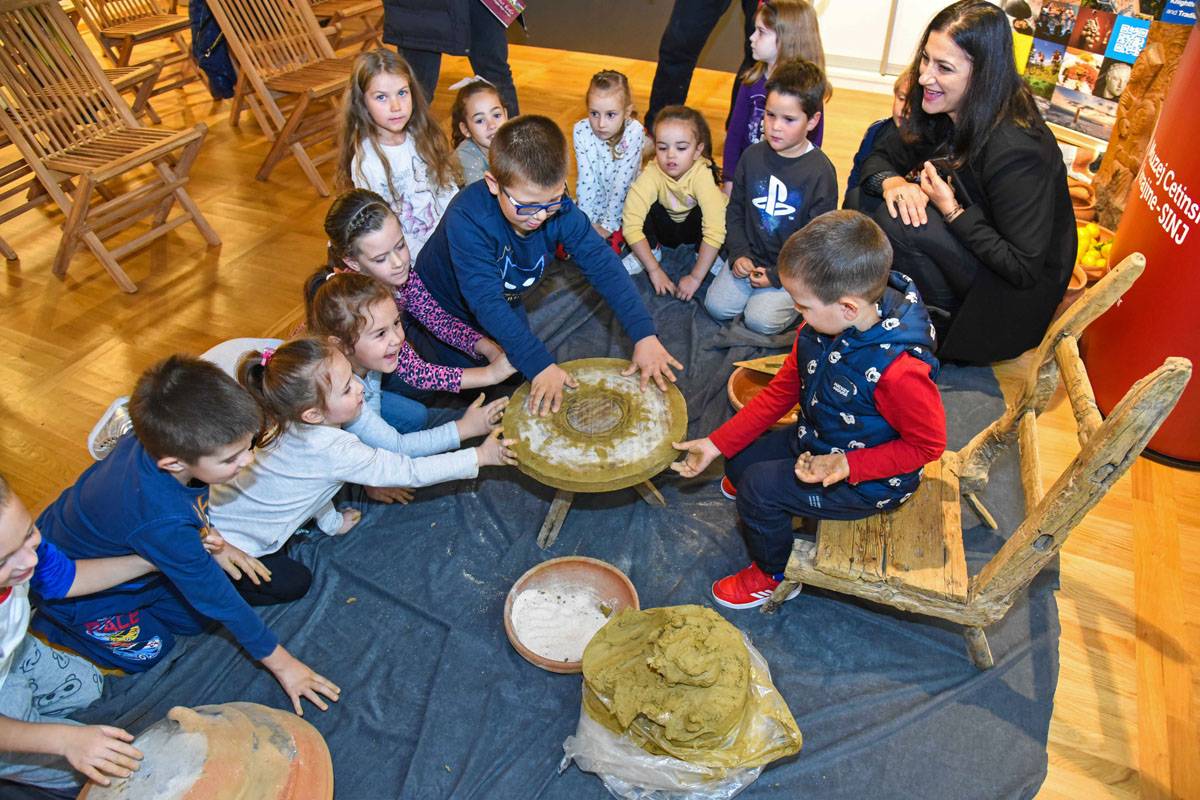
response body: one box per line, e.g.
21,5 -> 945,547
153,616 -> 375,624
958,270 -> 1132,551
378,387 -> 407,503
901,0 -> 1040,167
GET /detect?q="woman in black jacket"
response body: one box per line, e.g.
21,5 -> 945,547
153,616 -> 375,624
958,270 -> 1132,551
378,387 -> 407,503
861,0 -> 1075,364
382,0 -> 520,116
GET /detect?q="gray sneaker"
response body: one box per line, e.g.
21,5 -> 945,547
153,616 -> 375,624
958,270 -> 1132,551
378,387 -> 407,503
88,396 -> 132,460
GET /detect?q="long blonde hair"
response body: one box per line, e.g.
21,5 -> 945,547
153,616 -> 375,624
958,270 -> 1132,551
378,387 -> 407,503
743,0 -> 826,89
337,49 -> 462,199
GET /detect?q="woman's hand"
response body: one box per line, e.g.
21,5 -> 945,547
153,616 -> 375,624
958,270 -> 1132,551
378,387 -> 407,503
882,176 -> 929,227
918,161 -> 959,217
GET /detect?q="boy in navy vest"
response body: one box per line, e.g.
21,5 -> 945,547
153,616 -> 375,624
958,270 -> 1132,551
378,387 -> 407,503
673,211 -> 946,608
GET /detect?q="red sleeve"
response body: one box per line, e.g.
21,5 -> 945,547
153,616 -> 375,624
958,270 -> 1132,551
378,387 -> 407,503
710,334 -> 802,458
845,353 -> 946,484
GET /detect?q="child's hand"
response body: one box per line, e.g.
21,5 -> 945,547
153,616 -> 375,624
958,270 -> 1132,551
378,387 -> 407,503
731,256 -> 755,279
200,528 -> 226,554
749,267 -> 771,289
474,337 -> 504,363
364,485 -> 414,504
529,364 -> 578,416
336,508 -> 361,535
675,273 -> 702,302
475,427 -> 517,467
458,393 -> 508,439
485,354 -> 516,384
59,724 -> 142,786
261,645 -> 341,717
669,437 -> 721,478
794,452 -> 851,486
646,266 -> 677,296
213,543 -> 272,585
624,335 -> 684,392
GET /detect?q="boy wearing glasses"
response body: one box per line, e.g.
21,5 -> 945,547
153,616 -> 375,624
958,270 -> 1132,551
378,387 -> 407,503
414,115 -> 682,416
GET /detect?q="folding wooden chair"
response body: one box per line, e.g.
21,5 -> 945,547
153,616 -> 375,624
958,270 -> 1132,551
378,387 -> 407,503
761,253 -> 1192,669
0,0 -> 220,291
310,0 -> 382,51
71,0 -> 196,94
207,0 -> 353,195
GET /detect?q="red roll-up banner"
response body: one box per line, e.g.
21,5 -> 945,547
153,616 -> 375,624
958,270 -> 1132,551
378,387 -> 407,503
1082,26 -> 1200,465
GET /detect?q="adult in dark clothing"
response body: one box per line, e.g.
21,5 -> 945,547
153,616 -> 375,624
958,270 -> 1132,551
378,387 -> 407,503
645,0 -> 759,131
382,0 -> 520,116
860,0 -> 1075,364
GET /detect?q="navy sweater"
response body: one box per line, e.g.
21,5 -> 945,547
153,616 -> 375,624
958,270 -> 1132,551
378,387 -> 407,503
415,181 -> 657,380
35,436 -> 278,660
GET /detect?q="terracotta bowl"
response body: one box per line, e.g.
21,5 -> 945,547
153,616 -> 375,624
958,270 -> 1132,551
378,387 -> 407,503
727,366 -> 798,427
1068,263 -> 1088,292
504,556 -> 639,674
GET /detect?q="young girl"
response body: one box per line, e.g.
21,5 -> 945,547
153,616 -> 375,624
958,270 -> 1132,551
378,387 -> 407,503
621,106 -> 726,302
337,49 -> 461,258
723,0 -> 828,192
573,70 -> 645,253
451,79 -> 508,186
317,190 -> 515,428
208,337 -> 513,604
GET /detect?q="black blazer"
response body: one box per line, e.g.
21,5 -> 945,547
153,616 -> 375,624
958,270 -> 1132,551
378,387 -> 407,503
383,0 -> 472,55
863,118 -> 1076,363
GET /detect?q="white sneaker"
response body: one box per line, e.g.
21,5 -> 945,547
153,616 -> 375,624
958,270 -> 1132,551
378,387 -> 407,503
622,251 -> 644,275
88,396 -> 132,460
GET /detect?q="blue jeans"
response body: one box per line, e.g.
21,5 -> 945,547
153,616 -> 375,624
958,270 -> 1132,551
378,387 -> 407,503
0,635 -> 104,792
704,260 -> 798,334
377,378 -> 430,433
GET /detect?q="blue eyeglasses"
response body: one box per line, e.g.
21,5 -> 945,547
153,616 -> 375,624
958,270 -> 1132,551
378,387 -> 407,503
502,185 -> 572,216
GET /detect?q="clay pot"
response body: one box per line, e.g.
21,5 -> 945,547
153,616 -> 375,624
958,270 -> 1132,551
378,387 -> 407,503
727,367 -> 798,427
78,702 -> 333,800
1069,263 -> 1088,292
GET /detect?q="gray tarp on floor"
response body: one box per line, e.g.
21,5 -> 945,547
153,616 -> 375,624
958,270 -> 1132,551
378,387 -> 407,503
13,252 -> 1058,799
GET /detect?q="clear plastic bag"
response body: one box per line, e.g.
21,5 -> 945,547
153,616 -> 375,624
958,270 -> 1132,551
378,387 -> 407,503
560,627 -> 800,799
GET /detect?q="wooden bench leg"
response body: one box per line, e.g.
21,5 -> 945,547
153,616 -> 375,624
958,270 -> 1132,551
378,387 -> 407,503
536,489 -> 574,550
761,579 -> 802,615
633,480 -> 665,507
963,626 -> 994,669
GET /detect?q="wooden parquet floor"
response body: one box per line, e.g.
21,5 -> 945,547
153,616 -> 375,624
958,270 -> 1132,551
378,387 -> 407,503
0,36 -> 1195,800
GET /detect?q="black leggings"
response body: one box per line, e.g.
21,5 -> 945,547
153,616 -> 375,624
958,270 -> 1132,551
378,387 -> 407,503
872,202 -> 981,313
643,202 -> 703,249
232,549 -> 312,606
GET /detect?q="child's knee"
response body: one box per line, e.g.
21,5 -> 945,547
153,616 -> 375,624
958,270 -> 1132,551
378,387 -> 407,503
703,291 -> 741,321
743,299 -> 797,335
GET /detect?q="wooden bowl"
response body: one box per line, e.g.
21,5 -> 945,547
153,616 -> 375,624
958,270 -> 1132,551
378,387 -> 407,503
727,366 -> 798,427
504,556 -> 639,674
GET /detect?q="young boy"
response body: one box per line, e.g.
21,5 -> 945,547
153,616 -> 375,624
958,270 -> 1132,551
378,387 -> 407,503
705,59 -> 839,335
32,356 -> 340,716
673,211 -> 946,609
843,71 -> 911,212
414,114 -> 683,417
0,475 -> 153,792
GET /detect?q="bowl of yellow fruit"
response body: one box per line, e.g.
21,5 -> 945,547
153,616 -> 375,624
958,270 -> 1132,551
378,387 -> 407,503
1076,222 -> 1114,282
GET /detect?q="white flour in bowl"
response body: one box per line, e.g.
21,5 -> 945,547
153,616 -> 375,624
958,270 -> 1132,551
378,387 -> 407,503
511,585 -> 612,664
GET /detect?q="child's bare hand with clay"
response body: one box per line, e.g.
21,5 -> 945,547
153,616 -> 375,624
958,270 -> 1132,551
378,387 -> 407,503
364,486 -> 415,505
749,267 -> 772,289
529,363 -> 579,416
794,451 -> 850,486
335,508 -> 361,534
670,437 -> 722,478
476,427 -> 518,467
457,394 -> 509,439
58,723 -> 143,786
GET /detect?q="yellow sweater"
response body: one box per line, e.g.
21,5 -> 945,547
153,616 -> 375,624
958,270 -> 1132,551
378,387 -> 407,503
621,158 -> 727,250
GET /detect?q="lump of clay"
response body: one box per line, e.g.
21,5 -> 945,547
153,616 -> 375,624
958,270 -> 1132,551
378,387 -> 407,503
583,605 -> 798,769
78,702 -> 333,800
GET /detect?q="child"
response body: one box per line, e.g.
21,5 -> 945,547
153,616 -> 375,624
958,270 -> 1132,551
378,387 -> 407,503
32,356 -> 341,717
723,0 -> 828,193
843,71 -> 910,211
337,49 -> 461,258
705,59 -> 838,334
573,70 -> 645,252
318,190 -> 515,426
0,476 -> 153,792
451,78 -> 508,186
621,106 -> 727,302
414,114 -> 683,417
672,212 -> 946,609
208,338 -> 512,600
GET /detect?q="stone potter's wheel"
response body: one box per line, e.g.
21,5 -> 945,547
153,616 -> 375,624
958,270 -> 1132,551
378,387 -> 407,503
503,358 -> 687,548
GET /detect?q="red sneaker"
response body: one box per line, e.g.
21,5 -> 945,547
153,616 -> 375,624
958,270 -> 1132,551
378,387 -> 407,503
720,476 -> 737,500
711,563 -> 799,610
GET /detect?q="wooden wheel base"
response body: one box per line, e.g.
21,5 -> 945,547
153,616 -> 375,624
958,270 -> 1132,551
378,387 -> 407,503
536,481 -> 665,550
